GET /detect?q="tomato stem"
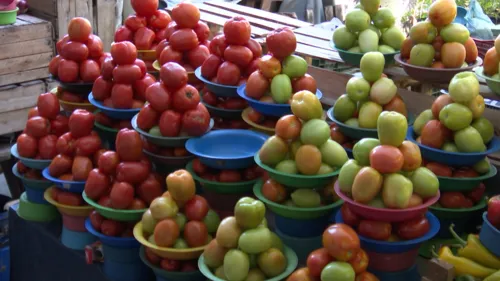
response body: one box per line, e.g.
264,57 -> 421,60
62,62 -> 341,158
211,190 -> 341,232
449,224 -> 467,246
431,246 -> 439,258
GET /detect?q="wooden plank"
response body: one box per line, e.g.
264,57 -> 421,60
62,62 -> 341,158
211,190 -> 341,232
56,0 -> 72,41
96,0 -> 120,52
205,1 -> 311,28
0,17 -> 51,44
0,52 -> 52,76
75,0 -> 93,27
295,43 -> 343,62
0,81 -> 45,113
0,38 -> 52,60
18,14 -> 48,24
295,33 -> 331,50
25,0 -> 57,17
0,108 -> 31,135
294,26 -> 332,41
0,68 -> 49,87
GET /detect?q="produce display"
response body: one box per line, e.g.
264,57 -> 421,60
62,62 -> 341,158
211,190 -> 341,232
200,16 -> 262,86
91,41 -> 153,109
135,62 -> 211,137
58,89 -> 90,104
488,195 -> 500,230
333,52 -> 408,128
95,112 -> 133,130
16,162 -> 46,180
261,178 -> 339,207
332,1 -> 404,53
401,0 -> 479,68
482,36 -> 500,78
424,161 -> 491,177
142,137 -> 192,158
201,197 -> 290,280
258,92 -> 348,176
89,210 -> 136,237
213,117 -> 249,130
202,91 -> 248,110
192,158 -> 262,182
287,223 -> 378,281
435,184 -> 485,209
412,73 -> 494,153
338,111 -> 440,209
155,2 -> 210,71
84,129 -> 164,208
244,108 -> 279,129
144,248 -> 198,272
49,17 -> 106,83
139,169 -> 220,248
51,188 -> 87,206
330,123 -> 358,150
16,93 -> 68,159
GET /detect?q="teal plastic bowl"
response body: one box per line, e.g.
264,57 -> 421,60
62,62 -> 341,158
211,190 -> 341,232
475,67 -> 500,95
438,165 -> 497,192
12,163 -> 52,190
0,8 -> 18,25
10,144 -> 51,170
139,247 -> 204,281
330,41 -> 399,66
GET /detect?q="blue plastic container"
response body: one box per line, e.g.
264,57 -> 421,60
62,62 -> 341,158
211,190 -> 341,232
0,247 -> 10,281
370,264 -> 420,281
61,226 -> 98,250
479,212 -> 500,257
10,144 -> 51,170
185,129 -> 268,170
42,168 -> 85,193
195,67 -> 239,97
12,163 -> 52,190
274,212 -> 334,238
407,126 -> 500,166
237,84 -> 323,117
88,93 -> 140,120
103,258 -> 153,281
25,186 -> 49,204
275,228 -> 322,265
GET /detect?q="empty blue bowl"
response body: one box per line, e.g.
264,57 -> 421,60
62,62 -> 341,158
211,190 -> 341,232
407,126 -> 500,166
10,144 -> 51,170
185,129 -> 268,170
88,93 -> 140,120
42,168 -> 86,193
479,212 -> 500,257
195,67 -> 239,97
12,163 -> 52,190
237,84 -> 323,117
61,226 -> 97,250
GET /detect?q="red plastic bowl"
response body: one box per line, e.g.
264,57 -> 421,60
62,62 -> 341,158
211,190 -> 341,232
62,214 -> 87,232
334,181 -> 440,222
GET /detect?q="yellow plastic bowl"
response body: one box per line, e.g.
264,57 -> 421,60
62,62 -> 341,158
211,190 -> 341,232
133,221 -> 206,260
52,87 -> 97,112
241,108 -> 275,135
152,60 -> 199,84
44,187 -> 94,217
137,50 -> 157,61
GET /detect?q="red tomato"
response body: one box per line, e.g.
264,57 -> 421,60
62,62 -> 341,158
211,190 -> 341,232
218,170 -> 241,182
56,35 -> 70,54
159,45 -> 183,65
61,41 -> 89,62
155,39 -> 169,57
245,59 -> 259,76
159,110 -> 181,137
293,74 -> 318,93
247,108 -> 264,123
187,45 -> 210,68
171,2 -> 200,28
57,59 -> 79,82
306,248 -> 332,278
145,248 -> 161,265
184,221 -> 208,247
201,91 -> 217,106
193,21 -> 210,42
134,27 -> 156,50
69,109 -> 94,138
68,17 -> 92,43
421,120 -> 450,149
114,26 -> 134,42
154,219 -> 180,247
75,135 -> 102,157
49,55 -> 60,76
56,132 -> 76,156
169,29 -> 199,52
124,15 -> 147,31
348,249 -> 369,274
201,54 -> 223,80
98,195 -> 112,208
61,91 -> 83,103
51,115 -> 69,137
395,216 -> 430,240
184,195 -> 209,221
72,156 -> 93,181
80,60 -> 100,82
17,161 -> 28,174
425,162 -> 453,177
133,74 -> 156,101
98,53 -> 111,66
87,35 -> 104,59
160,62 -> 188,90
38,135 -> 58,159
192,158 -> 207,175
131,0 -> 158,17
37,92 -> 60,120
172,85 -> 200,112
453,168 -> 479,178
246,39 -> 263,58
463,198 -> 474,208
129,198 -> 147,210
92,76 -> 113,100
25,116 -> 50,138
101,57 -> 115,81
134,59 -> 147,77
217,61 -> 241,86
245,71 -> 269,99
137,174 -> 164,205
182,104 -> 210,136
149,9 -> 171,29
466,183 -> 486,203
160,259 -> 181,271
209,35 -> 228,57
98,151 -> 120,175
89,210 -> 104,231
358,220 -> 392,241
243,166 -> 260,180
439,192 -> 467,208
112,64 -> 143,84
101,220 -> 125,236
57,191 -> 83,206
340,205 -> 361,227
137,104 -> 159,131
115,129 -> 143,161
164,21 -> 179,41
116,162 -> 150,185
48,154 -> 72,177
223,16 -> 251,46
110,181 -> 135,209
84,168 -> 110,200
322,223 -> 360,261
266,27 -> 296,59
110,41 -> 137,65
93,149 -> 107,166
145,82 -> 171,112
111,84 -> 134,109
224,45 -> 253,68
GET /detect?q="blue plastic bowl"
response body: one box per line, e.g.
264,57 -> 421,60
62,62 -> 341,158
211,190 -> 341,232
42,168 -> 86,193
61,226 -> 98,250
274,212 -> 334,238
479,212 -> 500,257
370,264 -> 421,281
12,163 -> 52,190
195,67 -> 239,97
25,187 -> 49,204
237,84 -> 323,117
407,126 -> 500,166
335,210 -> 440,253
185,129 -> 268,170
103,258 -> 153,281
10,144 -> 51,170
85,219 -> 140,248
88,93 -> 140,120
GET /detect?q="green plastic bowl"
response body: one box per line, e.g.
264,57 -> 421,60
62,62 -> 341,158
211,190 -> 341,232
253,179 -> 342,219
139,247 -> 204,281
254,154 -> 339,188
202,101 -> 244,119
198,246 -> 298,281
438,165 -> 497,192
330,40 -> 399,66
475,67 -> 500,95
0,8 -> 18,25
82,192 -> 146,221
186,161 -> 257,194
430,198 -> 487,219
17,192 -> 59,222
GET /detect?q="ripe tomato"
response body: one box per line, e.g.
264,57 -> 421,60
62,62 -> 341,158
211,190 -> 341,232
184,195 -> 209,221
26,116 -> 50,138
69,109 -> 94,138
182,104 -> 210,136
171,2 -> 200,28
421,120 -> 450,149
129,198 -> 147,210
172,85 -> 200,112
369,145 -> 404,174
243,166 -> 261,180
68,17 -> 92,43
116,162 -> 150,185
187,45 -> 210,68
145,82 -> 171,112
218,170 -> 241,182
275,115 -> 301,141
93,149 -> 107,166
17,161 -> 28,174
49,55 -> 60,76
155,39 -> 169,57
322,223 -> 360,261
395,216 -> 430,240
201,54 -> 223,80
112,64 -> 142,84
125,15 -> 147,31
425,162 -> 453,177
28,107 -> 40,119
245,71 -> 269,99
340,205 -> 360,227
56,35 -> 70,54
111,84 -> 134,109
92,76 -> 113,100
348,249 -> 369,274
161,259 -> 181,271
246,39 -> 263,58
137,104 -> 159,131
80,60 -> 100,82
134,59 -> 147,77
131,0 -> 158,17
245,59 -> 259,76
110,41 -> 137,65
266,27 -> 296,59
57,191 -> 83,206
110,181 -> 135,209
262,179 -> 287,203
134,27 -> 156,50
184,221 -> 209,247
98,195 -> 112,207
223,98 -> 247,110
287,268 -> 316,281
38,92 -> 61,120
466,183 -> 485,203
439,192 -> 467,209
169,29 -> 199,52
84,168 -> 110,200
306,248 -> 332,278
145,248 -> 161,265
137,174 -> 164,205
330,127 -> 346,144
216,61 -> 241,86
101,220 -> 125,236
192,158 -> 207,175
159,45 -> 183,65
193,21 -> 210,42
114,26 -> 133,42
98,151 -> 119,175
38,135 -> 58,159
223,16 -> 251,45
159,110 -> 182,137
48,154 -> 72,177
293,74 -> 317,93
61,41 -> 89,62
154,219 -> 180,247
164,21 -> 179,41
75,135 -> 102,157
133,74 -> 156,101
89,210 -> 104,231
247,108 -> 264,123
358,220 -> 392,241
209,35 -> 228,57
224,45 -> 253,68
72,156 -> 93,181
453,168 -> 479,178
50,115 -> 69,137
57,59 -> 79,82
116,129 -> 143,161
86,35 -> 104,59
61,91 -> 84,103
149,9 -> 171,29
98,52 -> 111,66
100,57 -> 115,80
160,62 -> 188,90
56,132 -> 76,156
201,91 -> 217,106
258,55 -> 281,79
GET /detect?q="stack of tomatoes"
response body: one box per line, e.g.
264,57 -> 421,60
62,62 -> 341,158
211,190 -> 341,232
244,108 -> 280,129
16,161 -> 47,180
49,17 -> 106,83
47,109 -> 102,182
89,210 -> 136,237
200,16 -> 262,86
201,90 -> 249,129
155,2 -> 210,72
95,112 -> 132,131
51,188 -> 87,207
330,123 -> 358,150
16,93 -> 68,160
191,158 -> 262,183
136,62 -> 211,138
438,183 -> 486,209
145,248 -> 198,272
84,129 -> 164,209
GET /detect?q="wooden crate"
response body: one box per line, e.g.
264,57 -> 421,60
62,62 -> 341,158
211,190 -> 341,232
0,14 -> 54,87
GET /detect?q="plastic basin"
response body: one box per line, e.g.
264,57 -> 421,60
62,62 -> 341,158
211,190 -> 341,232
479,212 -> 500,257
88,93 -> 140,120
475,67 -> 500,96
51,75 -> 94,94
241,108 -> 275,136
42,168 -> 85,193
331,41 -> 400,66
195,67 -> 238,97
44,187 -> 93,217
430,198 -> 486,238
83,192 -> 146,222
10,144 -> 51,170
17,192 -> 59,222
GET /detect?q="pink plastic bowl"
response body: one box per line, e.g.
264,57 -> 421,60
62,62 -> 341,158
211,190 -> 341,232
62,214 -> 88,232
334,181 -> 440,222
